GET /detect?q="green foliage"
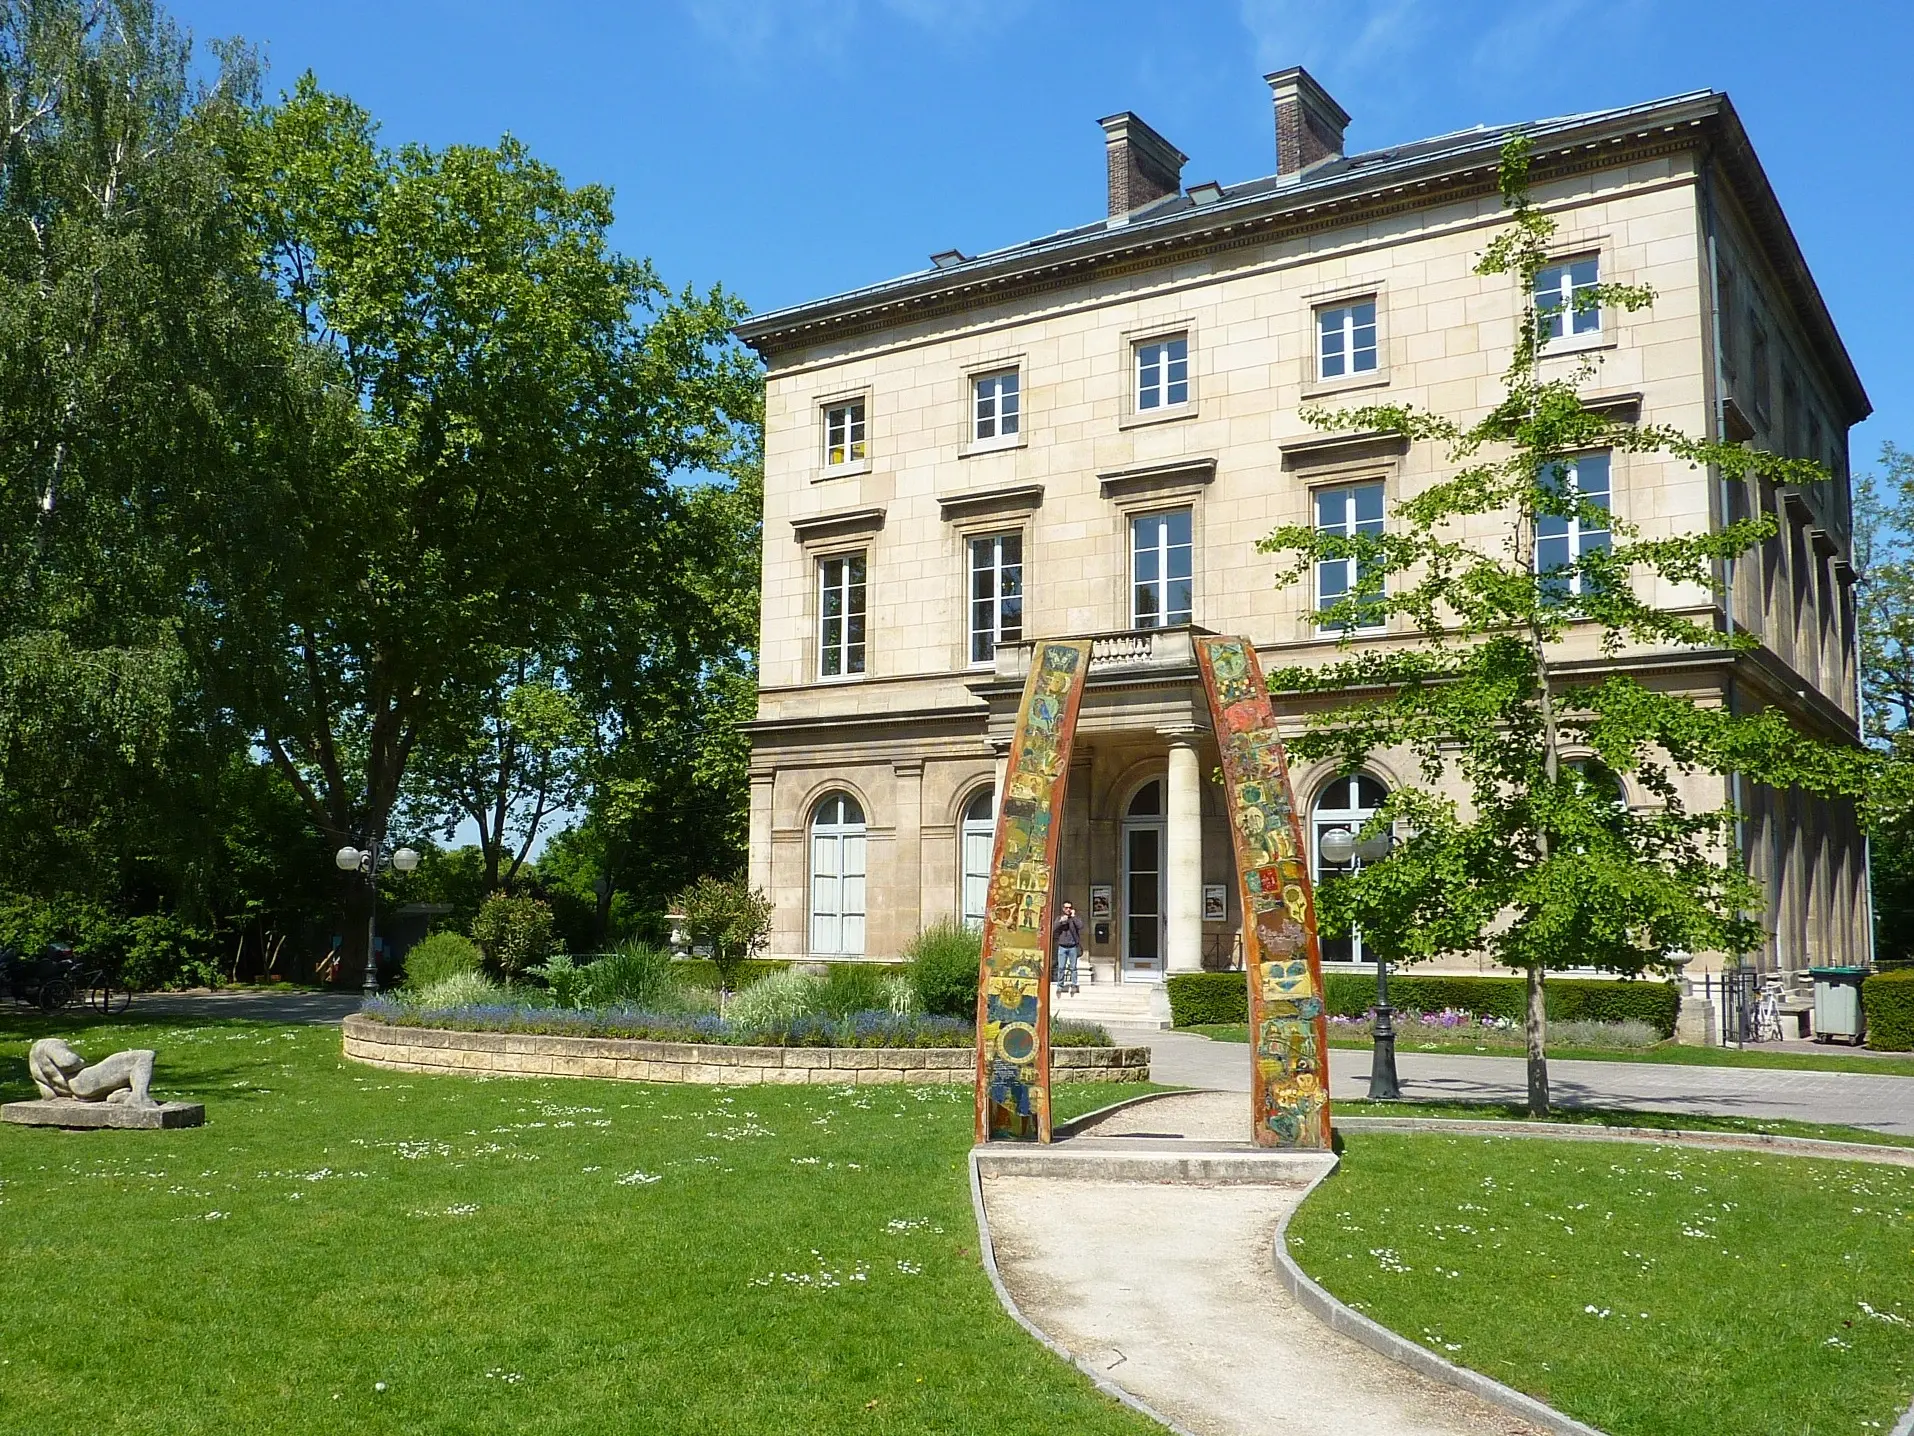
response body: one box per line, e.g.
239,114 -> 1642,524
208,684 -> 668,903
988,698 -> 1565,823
527,953 -> 589,1009
722,969 -> 823,1030
1051,1020 -> 1115,1049
401,931 -> 482,991
1862,969 -> 1914,1051
0,896 -> 215,991
1256,136 -> 1868,1114
673,875 -> 771,992
815,963 -> 905,1020
1167,970 -> 1680,1037
577,942 -> 689,1011
470,892 -> 558,981
408,970 -> 509,1010
906,920 -> 982,1019
669,957 -> 791,991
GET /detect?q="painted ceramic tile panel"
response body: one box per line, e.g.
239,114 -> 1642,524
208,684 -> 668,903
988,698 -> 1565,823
1195,635 -> 1334,1150
974,640 -> 1091,1143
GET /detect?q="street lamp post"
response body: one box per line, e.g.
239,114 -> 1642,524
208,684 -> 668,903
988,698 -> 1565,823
334,837 -> 422,999
1318,824 -> 1401,1101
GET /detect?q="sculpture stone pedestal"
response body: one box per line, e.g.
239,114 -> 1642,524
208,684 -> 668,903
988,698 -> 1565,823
3,1098 -> 204,1129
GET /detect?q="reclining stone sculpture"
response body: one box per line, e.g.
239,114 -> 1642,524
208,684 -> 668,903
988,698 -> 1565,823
28,1038 -> 158,1107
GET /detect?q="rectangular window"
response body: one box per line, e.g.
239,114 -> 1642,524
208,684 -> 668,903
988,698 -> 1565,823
1536,453 -> 1612,602
1316,300 -> 1378,380
1313,482 -> 1386,633
1750,323 -> 1771,418
818,552 -> 867,678
1535,256 -> 1601,343
824,400 -> 866,467
1131,509 -> 1193,629
968,532 -> 1023,665
972,370 -> 1020,443
1135,335 -> 1189,410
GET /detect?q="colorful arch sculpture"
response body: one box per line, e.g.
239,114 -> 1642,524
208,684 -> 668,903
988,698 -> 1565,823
974,634 -> 1332,1149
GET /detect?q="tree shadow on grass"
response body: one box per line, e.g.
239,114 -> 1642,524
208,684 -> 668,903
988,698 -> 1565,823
0,1013 -> 326,1108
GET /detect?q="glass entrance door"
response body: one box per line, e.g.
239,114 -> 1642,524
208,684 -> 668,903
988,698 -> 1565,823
1123,822 -> 1165,979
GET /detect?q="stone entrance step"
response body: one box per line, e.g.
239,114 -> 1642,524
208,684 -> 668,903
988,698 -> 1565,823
1053,980 -> 1170,1029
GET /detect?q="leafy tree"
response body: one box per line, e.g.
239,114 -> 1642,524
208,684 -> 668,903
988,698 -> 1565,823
470,890 -> 558,983
674,874 -> 770,996
202,77 -> 757,970
1854,443 -> 1914,961
408,654 -> 594,892
1260,136 -> 1868,1114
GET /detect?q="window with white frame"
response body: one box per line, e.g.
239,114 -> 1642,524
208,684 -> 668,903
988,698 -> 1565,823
1314,481 -> 1385,633
1535,453 -> 1612,602
968,531 -> 1023,665
972,369 -> 1020,444
823,399 -> 866,467
1535,256 -> 1601,343
1316,300 -> 1378,379
818,552 -> 867,677
1131,509 -> 1193,629
960,787 -> 995,929
1135,335 -> 1189,411
809,793 -> 867,955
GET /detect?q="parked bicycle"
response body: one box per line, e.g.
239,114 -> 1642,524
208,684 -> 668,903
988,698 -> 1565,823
0,944 -> 131,1015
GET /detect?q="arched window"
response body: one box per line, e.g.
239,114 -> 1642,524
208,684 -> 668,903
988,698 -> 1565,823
810,793 -> 867,955
1127,780 -> 1163,817
960,787 -> 995,930
1311,774 -> 1390,964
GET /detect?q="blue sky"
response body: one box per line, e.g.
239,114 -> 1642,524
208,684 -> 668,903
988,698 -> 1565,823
172,0 -> 1909,460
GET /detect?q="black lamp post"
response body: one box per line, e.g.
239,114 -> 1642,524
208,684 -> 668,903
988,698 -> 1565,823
1319,824 -> 1401,1100
334,836 -> 422,999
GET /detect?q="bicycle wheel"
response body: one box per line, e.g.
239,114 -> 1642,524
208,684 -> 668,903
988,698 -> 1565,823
37,978 -> 75,1014
91,982 -> 131,1014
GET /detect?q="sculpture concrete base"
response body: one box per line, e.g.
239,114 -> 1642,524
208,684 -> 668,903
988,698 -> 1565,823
3,1098 -> 204,1129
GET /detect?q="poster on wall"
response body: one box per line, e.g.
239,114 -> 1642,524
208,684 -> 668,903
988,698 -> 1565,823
1203,884 -> 1228,922
1089,884 -> 1113,920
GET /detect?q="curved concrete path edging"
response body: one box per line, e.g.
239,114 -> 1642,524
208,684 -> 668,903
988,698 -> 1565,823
1334,1114 -> 1914,1167
1268,1188 -> 1607,1436
965,1148 -> 1201,1436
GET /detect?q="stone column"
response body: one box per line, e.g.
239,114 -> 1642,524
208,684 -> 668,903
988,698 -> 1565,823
891,759 -> 924,957
991,740 -> 1011,814
1165,730 -> 1204,975
747,769 -> 779,953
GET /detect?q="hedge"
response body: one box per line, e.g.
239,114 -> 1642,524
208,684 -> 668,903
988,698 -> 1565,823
1863,969 -> 1914,1051
1165,970 -> 1681,1038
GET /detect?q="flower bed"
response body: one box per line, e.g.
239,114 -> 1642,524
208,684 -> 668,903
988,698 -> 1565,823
358,996 -> 1113,1048
342,1014 -> 1150,1087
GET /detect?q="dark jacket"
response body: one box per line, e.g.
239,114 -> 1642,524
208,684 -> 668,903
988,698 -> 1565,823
1052,911 -> 1083,949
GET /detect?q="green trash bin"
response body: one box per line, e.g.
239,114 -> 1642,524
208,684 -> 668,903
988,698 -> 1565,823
1810,966 -> 1869,1046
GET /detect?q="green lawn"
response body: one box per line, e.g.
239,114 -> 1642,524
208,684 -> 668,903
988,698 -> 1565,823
1182,1023 -> 1914,1077
1287,1131 -> 1914,1435
1332,1097 -> 1914,1150
0,1013 -> 1157,1436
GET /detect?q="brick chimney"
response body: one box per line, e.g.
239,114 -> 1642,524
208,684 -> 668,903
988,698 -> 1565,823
1265,67 -> 1349,183
1098,111 -> 1188,219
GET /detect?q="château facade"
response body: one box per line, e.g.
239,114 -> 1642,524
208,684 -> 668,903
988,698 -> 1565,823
736,71 -> 1870,985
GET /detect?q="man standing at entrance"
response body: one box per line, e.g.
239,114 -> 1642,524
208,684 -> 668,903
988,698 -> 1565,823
1052,902 -> 1082,996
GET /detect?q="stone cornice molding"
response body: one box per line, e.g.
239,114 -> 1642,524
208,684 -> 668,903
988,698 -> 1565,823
789,506 -> 886,545
1098,457 -> 1217,503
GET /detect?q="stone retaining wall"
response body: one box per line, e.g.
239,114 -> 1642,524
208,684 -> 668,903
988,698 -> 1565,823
342,1015 -> 1150,1086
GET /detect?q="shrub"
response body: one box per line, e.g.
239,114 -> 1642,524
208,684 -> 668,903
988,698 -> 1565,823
580,943 -> 692,1011
403,932 -> 483,991
1864,969 -> 1914,1051
907,920 -> 981,1018
1167,970 -> 1681,1037
1052,1019 -> 1113,1048
723,969 -> 823,1029
413,970 -> 509,1009
471,892 -> 559,980
674,875 -> 772,992
528,953 -> 590,1009
816,963 -> 896,1020
671,958 -> 790,991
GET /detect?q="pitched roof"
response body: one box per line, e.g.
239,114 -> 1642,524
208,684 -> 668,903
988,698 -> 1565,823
737,88 -> 1867,422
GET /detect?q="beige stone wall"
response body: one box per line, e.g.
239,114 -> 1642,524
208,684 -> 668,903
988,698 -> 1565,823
341,1016 -> 1151,1085
747,140 -> 1867,973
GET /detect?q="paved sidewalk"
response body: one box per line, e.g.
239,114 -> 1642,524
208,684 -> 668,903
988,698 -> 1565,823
123,991 -> 362,1025
980,1094 -> 1547,1436
1117,1026 -> 1914,1137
